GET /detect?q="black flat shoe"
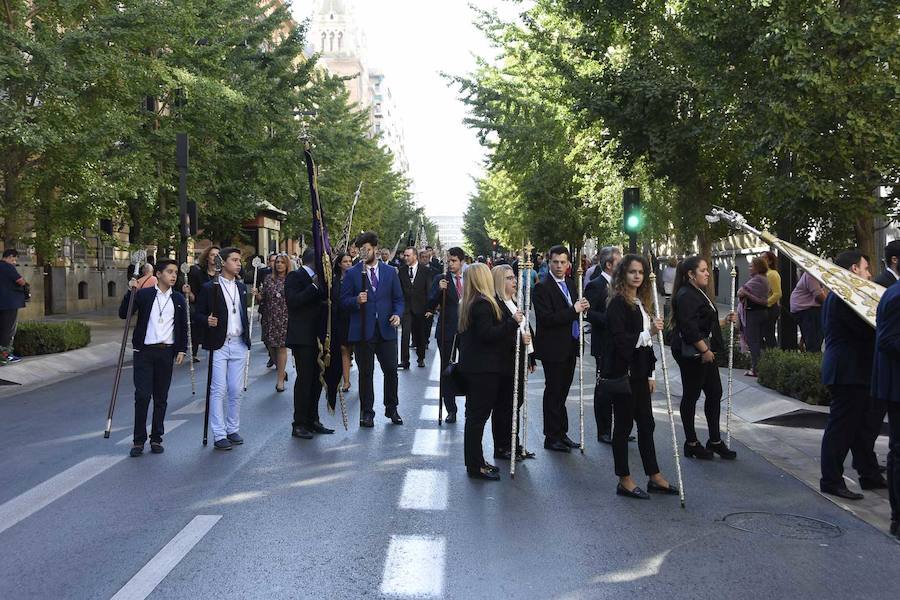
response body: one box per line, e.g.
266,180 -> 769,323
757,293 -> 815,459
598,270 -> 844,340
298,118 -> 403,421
129,445 -> 144,458
820,486 -> 864,500
150,442 -> 164,454
562,436 -> 579,448
482,462 -> 499,473
518,449 -> 536,459
685,441 -> 714,460
647,480 -> 679,495
292,426 -> 313,439
468,467 -> 500,481
544,439 -> 571,453
386,410 -> 403,425
493,449 -> 512,460
398,363 -> 410,370
706,440 -> 737,460
616,483 -> 650,499
312,422 -> 335,434
444,412 -> 457,424
360,418 -> 375,428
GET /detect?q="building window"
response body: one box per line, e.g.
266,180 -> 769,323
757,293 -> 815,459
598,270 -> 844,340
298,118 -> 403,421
329,32 -> 334,52
321,32 -> 326,52
78,281 -> 88,300
107,281 -> 117,297
338,31 -> 343,52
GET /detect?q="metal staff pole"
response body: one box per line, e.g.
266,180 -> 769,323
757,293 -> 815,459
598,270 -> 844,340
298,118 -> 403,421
202,254 -> 223,446
520,241 -> 534,456
180,262 -> 196,395
104,250 -> 146,438
242,257 -> 263,391
510,248 -> 525,478
649,272 -> 686,508
725,249 -> 737,446
438,252 -> 449,426
577,245 -> 585,454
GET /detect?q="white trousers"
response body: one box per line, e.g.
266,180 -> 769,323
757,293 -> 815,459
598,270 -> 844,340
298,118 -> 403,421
209,337 -> 246,441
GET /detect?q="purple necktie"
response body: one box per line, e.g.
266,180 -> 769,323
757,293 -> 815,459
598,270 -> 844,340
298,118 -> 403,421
369,267 -> 379,291
557,280 -> 579,339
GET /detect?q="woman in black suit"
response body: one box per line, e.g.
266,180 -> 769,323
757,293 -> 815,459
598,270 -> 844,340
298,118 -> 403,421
671,255 -> 737,460
326,252 -> 353,408
458,263 -> 522,480
603,255 -> 678,499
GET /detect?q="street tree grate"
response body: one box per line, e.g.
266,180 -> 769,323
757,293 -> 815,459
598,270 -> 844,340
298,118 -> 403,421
723,512 -> 843,540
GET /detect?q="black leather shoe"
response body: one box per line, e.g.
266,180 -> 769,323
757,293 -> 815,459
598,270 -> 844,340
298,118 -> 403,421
417,360 -> 425,368
562,436 -> 580,448
647,480 -> 679,495
468,468 -> 500,481
360,418 -> 375,428
820,485 -> 864,500
398,363 -> 410,370
598,433 -> 613,445
482,462 -> 499,473
706,440 -> 737,460
493,449 -> 513,460
685,441 -> 714,460
129,445 -> 144,458
859,475 -> 888,490
150,442 -> 164,454
517,448 -> 536,459
544,439 -> 571,453
312,422 -> 335,435
386,409 -> 403,425
616,483 -> 650,499
291,426 -> 313,439
445,412 -> 457,424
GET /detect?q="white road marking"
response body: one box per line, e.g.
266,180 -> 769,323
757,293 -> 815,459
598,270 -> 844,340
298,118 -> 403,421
411,429 -> 450,456
0,455 -> 125,535
592,550 -> 671,583
173,398 -> 205,415
380,535 -> 446,597
399,470 -> 448,511
116,420 -> 188,445
424,385 -> 440,400
419,405 -> 440,421
110,515 -> 221,600
29,427 -> 129,447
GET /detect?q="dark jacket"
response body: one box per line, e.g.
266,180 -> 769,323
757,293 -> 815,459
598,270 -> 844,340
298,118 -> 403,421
872,282 -> 900,402
602,295 -> 656,380
583,273 -> 611,358
398,262 -> 432,316
820,293 -> 874,387
672,284 -> 724,356
119,287 -> 188,354
532,275 -> 579,362
458,296 -> 518,375
339,261 -> 404,343
497,294 -> 535,373
428,270 -> 462,343
193,278 -> 251,350
285,267 -> 326,348
0,262 -> 26,310
874,269 -> 899,289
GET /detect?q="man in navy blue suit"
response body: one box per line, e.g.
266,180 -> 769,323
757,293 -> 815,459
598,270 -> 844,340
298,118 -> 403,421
119,259 -> 188,457
820,250 -> 886,498
427,246 -> 466,423
340,232 -> 405,427
873,271 -> 900,538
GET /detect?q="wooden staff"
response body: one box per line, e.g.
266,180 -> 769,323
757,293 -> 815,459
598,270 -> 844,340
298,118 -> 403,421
577,244 -> 585,454
242,256 -> 263,391
202,254 -> 223,446
520,241 -> 534,456
180,262 -> 196,395
649,271 -> 686,508
725,249 -> 737,446
104,250 -> 147,438
510,248 -> 525,478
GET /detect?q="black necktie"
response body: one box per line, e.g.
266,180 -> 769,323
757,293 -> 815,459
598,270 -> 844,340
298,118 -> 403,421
409,267 -> 413,280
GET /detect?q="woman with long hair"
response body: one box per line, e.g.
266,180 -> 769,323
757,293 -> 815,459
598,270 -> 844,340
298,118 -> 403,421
254,254 -> 294,392
491,264 -> 536,461
186,245 -> 220,361
326,252 -> 354,408
458,263 -> 522,480
671,256 -> 737,460
738,256 -> 771,376
602,254 -> 678,499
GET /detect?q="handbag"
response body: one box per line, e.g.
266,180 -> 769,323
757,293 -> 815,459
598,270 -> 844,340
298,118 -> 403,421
441,334 -> 467,396
681,335 -> 712,359
596,372 -> 632,396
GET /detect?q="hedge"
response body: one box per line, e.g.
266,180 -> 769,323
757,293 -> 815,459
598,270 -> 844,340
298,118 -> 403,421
756,349 -> 830,406
13,321 -> 91,357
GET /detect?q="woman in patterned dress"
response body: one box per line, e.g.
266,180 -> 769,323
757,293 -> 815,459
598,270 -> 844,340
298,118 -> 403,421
254,254 -> 293,392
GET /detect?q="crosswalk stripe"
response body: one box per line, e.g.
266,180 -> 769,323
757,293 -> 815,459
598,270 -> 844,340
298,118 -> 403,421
379,535 -> 446,597
411,429 -> 450,456
399,470 -> 449,511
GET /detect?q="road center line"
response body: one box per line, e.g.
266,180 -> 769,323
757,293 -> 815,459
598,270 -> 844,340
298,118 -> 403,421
411,429 -> 450,456
0,455 -> 125,535
380,535 -> 446,597
110,515 -> 221,600
116,420 -> 188,445
398,469 -> 449,511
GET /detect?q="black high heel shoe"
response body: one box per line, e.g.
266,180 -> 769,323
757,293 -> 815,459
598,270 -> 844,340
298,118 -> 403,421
706,440 -> 737,460
684,441 -> 714,460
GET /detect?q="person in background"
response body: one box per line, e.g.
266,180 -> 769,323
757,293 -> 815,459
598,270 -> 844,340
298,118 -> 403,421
380,248 -> 393,266
661,257 -> 677,320
874,240 -> 900,288
426,246 -> 443,274
398,247 -> 431,369
761,251 -> 782,348
536,252 -> 549,280
790,270 -> 828,352
349,242 -> 360,265
428,246 -> 466,423
186,245 -> 220,362
135,263 -> 158,290
0,249 -> 27,362
584,254 -> 601,286
257,253 -> 276,368
326,252 -> 354,407
738,257 -> 771,377
254,254 -> 292,392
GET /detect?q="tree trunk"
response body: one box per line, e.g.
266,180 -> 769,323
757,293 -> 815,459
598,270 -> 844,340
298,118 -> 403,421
854,214 -> 876,266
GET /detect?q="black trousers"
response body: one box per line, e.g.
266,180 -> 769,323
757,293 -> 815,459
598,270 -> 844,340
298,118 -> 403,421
492,371 -> 525,453
132,347 -> 175,445
291,345 -> 322,429
593,362 -> 612,438
763,305 -> 780,349
400,311 -> 427,365
612,376 -> 659,477
820,384 -> 881,489
542,355 -> 576,442
436,334 -> 458,414
462,371 -> 499,472
676,356 -> 722,443
793,307 -> 823,352
887,403 -> 900,524
355,329 -> 399,420
0,307 -> 18,348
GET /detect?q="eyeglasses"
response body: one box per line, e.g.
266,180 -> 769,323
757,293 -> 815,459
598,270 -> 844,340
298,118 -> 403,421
505,276 -> 516,280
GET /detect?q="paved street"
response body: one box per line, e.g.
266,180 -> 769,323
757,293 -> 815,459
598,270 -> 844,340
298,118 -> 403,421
1,340 -> 898,600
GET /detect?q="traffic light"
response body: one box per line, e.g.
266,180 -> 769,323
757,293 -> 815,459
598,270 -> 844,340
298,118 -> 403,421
623,187 -> 642,252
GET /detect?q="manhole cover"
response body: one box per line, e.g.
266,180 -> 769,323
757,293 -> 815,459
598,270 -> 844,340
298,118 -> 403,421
723,512 -> 843,540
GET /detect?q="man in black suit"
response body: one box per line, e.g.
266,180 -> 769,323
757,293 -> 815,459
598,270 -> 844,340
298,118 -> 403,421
426,246 -> 442,274
584,246 -> 622,444
819,250 -> 887,499
285,248 -> 334,439
533,245 -> 590,452
398,247 -> 432,369
120,260 -> 188,457
874,240 -> 900,288
427,246 -> 466,423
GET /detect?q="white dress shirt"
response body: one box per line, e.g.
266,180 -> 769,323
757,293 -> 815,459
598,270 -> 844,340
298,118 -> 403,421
634,298 -> 656,380
144,285 -> 175,346
219,276 -> 244,338
503,297 -> 534,355
302,265 -> 317,287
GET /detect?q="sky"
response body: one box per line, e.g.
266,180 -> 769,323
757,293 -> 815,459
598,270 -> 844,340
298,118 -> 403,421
290,0 -> 528,218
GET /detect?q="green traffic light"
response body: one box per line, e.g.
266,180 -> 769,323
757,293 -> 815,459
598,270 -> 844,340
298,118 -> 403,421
626,214 -> 641,231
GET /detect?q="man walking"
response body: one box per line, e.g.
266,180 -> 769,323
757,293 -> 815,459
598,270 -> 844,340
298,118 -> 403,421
398,247 -> 431,369
0,249 -> 26,362
875,240 -> 900,288
584,246 -> 621,444
427,247 -> 466,423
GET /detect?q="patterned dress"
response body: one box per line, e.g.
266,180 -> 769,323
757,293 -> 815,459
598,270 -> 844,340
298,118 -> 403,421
260,275 -> 288,348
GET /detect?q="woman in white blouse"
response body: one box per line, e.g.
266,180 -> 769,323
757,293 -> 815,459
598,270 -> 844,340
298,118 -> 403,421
491,265 -> 536,461
601,255 -> 678,499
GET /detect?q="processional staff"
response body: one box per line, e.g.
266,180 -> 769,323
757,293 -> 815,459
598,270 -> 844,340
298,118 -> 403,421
242,256 -> 263,391
180,262 -> 197,396
726,248 -> 737,446
510,247 -> 525,478
202,254 -> 223,446
520,241 -> 535,457
577,243 -> 586,454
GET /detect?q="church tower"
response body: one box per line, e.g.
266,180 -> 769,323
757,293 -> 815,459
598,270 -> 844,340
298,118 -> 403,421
307,0 -> 371,113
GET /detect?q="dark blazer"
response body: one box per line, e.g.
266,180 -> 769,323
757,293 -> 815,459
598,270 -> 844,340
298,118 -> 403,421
193,278 -> 251,351
119,287 -> 188,354
672,284 -> 724,355
398,263 -> 432,316
497,294 -> 536,372
602,295 -> 656,379
874,269 -> 899,289
428,257 -> 443,274
285,268 -> 326,348
458,296 -> 518,374
872,282 -> 900,403
532,275 -> 579,362
821,293 -> 874,387
339,261 -> 404,343
428,270 -> 461,343
584,273 -> 611,358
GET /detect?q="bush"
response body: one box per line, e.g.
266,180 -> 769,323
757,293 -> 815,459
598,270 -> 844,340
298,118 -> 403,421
13,321 -> 91,357
757,349 -> 830,406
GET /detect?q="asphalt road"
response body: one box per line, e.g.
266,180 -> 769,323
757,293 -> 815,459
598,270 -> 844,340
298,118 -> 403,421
0,340 -> 898,599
